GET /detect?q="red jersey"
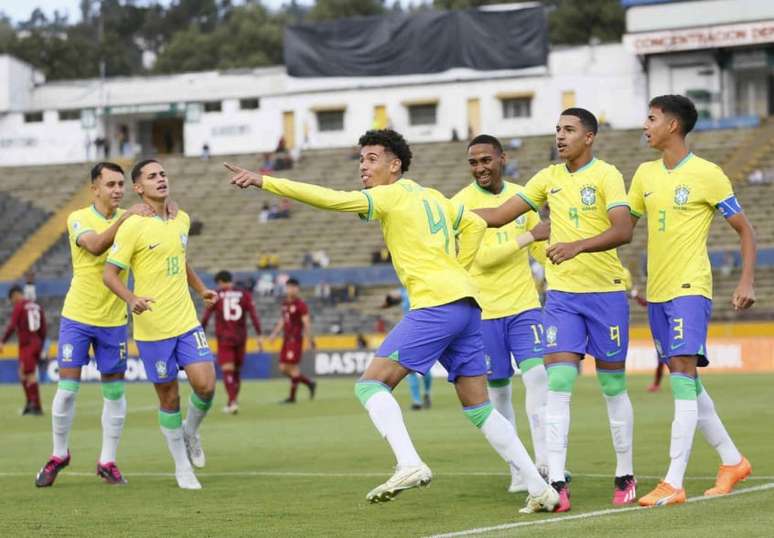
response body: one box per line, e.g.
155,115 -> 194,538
281,298 -> 308,342
201,288 -> 261,345
2,299 -> 46,348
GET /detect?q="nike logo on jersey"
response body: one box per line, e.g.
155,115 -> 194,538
606,349 -> 622,357
644,192 -> 654,197
550,188 -> 562,194
148,243 -> 160,250
670,341 -> 686,350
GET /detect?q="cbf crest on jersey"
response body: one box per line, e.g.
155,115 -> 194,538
155,360 -> 168,378
580,185 -> 597,206
546,325 -> 558,347
674,185 -> 690,206
515,215 -> 527,226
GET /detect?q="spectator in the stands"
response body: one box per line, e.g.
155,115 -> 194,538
374,315 -> 387,334
302,251 -> 315,269
312,250 -> 329,268
314,281 -> 332,305
260,153 -> 274,174
255,273 -> 275,296
371,247 -> 390,265
259,202 -> 271,223
201,143 -> 210,160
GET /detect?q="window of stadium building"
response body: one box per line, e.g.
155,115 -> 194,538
58,109 -> 81,121
24,111 -> 44,123
240,98 -> 260,110
317,110 -> 345,132
502,98 -> 531,119
203,101 -> 222,113
408,104 -> 437,126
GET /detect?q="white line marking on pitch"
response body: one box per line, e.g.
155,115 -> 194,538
427,482 -> 774,538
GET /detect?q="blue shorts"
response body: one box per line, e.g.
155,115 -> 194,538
481,308 -> 544,381
57,317 -> 128,374
648,296 -> 712,367
376,299 -> 487,382
136,326 -> 214,384
542,290 -> 629,362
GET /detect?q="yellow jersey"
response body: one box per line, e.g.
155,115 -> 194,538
518,158 -> 628,293
107,210 -> 199,341
262,175 -> 486,310
452,181 -> 544,319
628,153 -> 734,302
61,205 -> 129,327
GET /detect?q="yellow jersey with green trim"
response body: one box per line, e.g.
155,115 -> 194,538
628,153 -> 734,302
61,205 -> 129,327
261,175 -> 486,310
452,181 -> 544,319
519,158 -> 628,293
107,210 -> 199,341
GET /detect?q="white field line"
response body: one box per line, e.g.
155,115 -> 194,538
427,482 -> 774,538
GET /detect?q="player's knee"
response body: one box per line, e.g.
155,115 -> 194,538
546,363 -> 578,393
101,380 -> 125,401
463,401 -> 494,429
354,379 -> 390,407
597,370 -> 627,397
57,379 -> 80,400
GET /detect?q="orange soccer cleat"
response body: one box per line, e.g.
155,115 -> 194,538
638,481 -> 686,507
704,456 -> 751,496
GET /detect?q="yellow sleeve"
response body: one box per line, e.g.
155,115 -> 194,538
602,166 -> 629,211
628,166 -> 646,218
106,217 -> 140,270
526,210 -> 547,265
67,210 -> 94,246
455,208 -> 487,270
519,169 -> 549,211
475,240 -> 520,269
705,165 -> 735,207
262,175 -> 370,216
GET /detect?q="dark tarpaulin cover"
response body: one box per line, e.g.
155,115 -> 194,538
284,7 -> 548,77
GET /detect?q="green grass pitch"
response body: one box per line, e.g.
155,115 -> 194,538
1,373 -> 772,537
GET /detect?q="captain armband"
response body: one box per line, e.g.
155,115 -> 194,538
716,195 -> 742,219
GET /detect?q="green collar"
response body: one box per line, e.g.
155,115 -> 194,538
473,180 -> 507,196
566,157 -> 597,175
90,204 -> 116,221
661,152 -> 694,172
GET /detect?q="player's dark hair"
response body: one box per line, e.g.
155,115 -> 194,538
214,270 -> 232,283
286,278 -> 300,287
8,285 -> 22,299
131,159 -> 159,183
561,108 -> 598,135
467,134 -> 503,154
358,129 -> 412,173
90,162 -> 125,183
649,94 -> 698,135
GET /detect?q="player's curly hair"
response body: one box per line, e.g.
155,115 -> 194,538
358,129 -> 412,173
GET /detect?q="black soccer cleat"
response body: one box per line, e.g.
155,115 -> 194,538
97,462 -> 128,485
35,452 -> 71,487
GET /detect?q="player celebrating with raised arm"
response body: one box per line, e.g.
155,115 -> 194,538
1,285 -> 46,416
226,129 -> 559,513
474,109 -> 637,511
201,270 -> 262,414
451,134 -> 551,493
631,95 -> 756,507
35,162 -> 157,488
103,159 -> 218,490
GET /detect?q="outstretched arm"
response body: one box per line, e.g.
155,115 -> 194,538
547,206 -> 633,265
473,195 -> 532,228
726,212 -> 756,310
225,163 -> 369,214
474,220 -> 550,269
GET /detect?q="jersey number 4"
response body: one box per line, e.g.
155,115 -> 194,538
423,199 -> 450,254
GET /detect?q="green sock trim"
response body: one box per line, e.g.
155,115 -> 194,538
354,381 -> 390,406
58,379 -> 80,393
519,357 -> 544,373
670,374 -> 697,400
101,381 -> 125,401
487,378 -> 511,388
158,410 -> 182,429
596,370 -> 627,397
463,402 -> 494,428
190,392 -> 213,411
547,364 -> 578,393
696,378 -> 704,396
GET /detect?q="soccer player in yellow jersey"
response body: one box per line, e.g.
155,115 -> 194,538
103,159 -> 218,490
35,162 -> 155,488
631,95 -> 756,507
452,135 -> 551,493
226,129 -> 559,513
475,109 -> 637,511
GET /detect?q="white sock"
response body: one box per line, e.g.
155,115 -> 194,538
546,390 -> 571,483
604,392 -> 634,477
664,399 -> 698,489
161,426 -> 193,472
488,382 -> 516,429
183,395 -> 210,436
697,387 -> 742,466
522,366 -> 549,468
99,395 -> 126,464
480,409 -> 546,496
365,390 -> 422,468
52,388 -> 77,458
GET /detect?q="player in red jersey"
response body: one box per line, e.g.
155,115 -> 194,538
1,285 -> 47,415
268,278 -> 316,403
201,271 -> 262,414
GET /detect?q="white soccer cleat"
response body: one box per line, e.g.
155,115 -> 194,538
366,463 -> 432,503
175,467 -> 202,489
519,485 -> 560,514
183,426 -> 206,468
222,403 -> 239,415
508,474 -> 528,493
